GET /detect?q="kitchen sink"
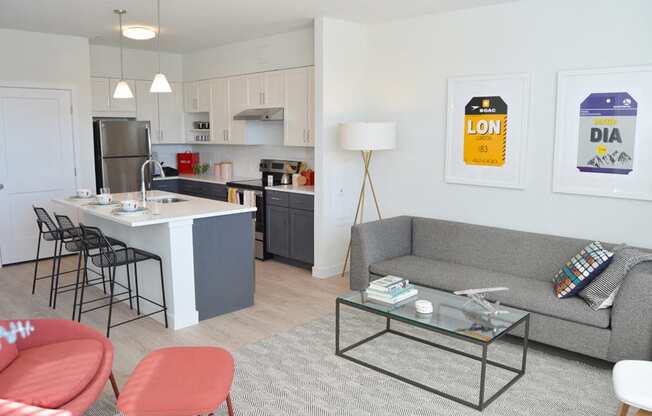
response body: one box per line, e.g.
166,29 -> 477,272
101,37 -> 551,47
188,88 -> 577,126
147,197 -> 188,204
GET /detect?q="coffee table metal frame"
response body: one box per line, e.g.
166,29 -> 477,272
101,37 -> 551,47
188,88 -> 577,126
335,291 -> 530,411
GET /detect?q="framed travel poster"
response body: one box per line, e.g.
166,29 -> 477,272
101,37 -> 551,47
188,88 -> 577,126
445,73 -> 530,189
553,66 -> 652,200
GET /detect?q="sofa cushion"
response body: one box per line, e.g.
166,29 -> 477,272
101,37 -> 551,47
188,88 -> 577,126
369,255 -> 611,329
553,242 -> 614,299
0,339 -> 104,409
411,217 -> 601,282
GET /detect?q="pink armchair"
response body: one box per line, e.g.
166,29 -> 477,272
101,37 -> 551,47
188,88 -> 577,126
0,319 -> 118,416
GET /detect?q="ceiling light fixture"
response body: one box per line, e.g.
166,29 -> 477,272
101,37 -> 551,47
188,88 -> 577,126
150,0 -> 171,93
123,26 -> 156,40
113,9 -> 134,99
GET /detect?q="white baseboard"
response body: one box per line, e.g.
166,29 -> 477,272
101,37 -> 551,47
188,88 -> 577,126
312,262 -> 345,279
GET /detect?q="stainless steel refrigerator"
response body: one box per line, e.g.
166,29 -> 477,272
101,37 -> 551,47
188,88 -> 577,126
93,119 -> 151,193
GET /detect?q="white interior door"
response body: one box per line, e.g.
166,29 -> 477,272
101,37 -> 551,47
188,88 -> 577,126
0,87 -> 77,265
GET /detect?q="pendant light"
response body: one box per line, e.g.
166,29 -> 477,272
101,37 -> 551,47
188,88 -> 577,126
150,0 -> 172,93
113,9 -> 134,99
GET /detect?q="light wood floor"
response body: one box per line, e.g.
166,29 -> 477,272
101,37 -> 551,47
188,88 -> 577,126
0,256 -> 349,387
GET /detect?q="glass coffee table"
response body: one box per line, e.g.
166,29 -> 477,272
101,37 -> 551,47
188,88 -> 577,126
335,284 -> 530,411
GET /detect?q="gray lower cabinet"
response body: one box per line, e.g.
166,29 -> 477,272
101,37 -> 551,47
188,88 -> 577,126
289,208 -> 314,264
266,190 -> 314,265
152,178 -> 227,202
151,179 -> 179,193
266,205 -> 290,257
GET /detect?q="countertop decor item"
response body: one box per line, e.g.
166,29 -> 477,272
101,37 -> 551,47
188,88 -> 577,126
339,122 -> 397,278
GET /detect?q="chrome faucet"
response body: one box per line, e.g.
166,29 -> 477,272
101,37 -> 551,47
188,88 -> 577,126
141,158 -> 165,202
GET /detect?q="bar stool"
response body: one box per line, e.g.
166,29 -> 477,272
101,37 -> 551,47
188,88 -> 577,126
31,206 -> 74,307
52,213 -> 127,317
78,224 -> 168,337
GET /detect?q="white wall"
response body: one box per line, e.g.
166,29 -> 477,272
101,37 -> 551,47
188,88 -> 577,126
313,18 -> 370,277
183,28 -> 314,81
0,29 -> 95,189
312,0 -> 652,278
90,44 -> 184,81
358,0 -> 652,250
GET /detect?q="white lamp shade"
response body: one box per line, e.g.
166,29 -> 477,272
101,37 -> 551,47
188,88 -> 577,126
339,122 -> 397,151
113,80 -> 134,99
150,73 -> 172,93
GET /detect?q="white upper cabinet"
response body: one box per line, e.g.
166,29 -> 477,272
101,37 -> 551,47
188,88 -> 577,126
242,72 -> 284,108
91,77 -> 136,115
196,80 -> 211,112
136,81 -> 184,144
183,82 -> 198,113
210,78 -> 230,144
108,78 -> 137,113
157,82 -> 184,143
246,75 -> 265,107
183,81 -> 210,113
91,78 -> 110,112
264,71 -> 285,108
284,67 -> 314,147
135,80 -> 159,142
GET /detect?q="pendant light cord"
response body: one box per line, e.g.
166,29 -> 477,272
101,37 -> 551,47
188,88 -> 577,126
156,0 -> 162,72
119,12 -> 125,80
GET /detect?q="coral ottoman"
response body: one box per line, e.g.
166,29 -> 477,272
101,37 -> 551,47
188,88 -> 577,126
117,347 -> 235,416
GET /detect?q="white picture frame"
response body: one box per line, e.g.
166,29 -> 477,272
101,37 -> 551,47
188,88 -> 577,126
445,73 -> 530,189
553,66 -> 652,201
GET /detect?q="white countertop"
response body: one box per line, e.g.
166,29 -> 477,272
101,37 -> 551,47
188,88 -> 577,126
154,174 -> 257,185
54,191 -> 256,227
265,185 -> 315,195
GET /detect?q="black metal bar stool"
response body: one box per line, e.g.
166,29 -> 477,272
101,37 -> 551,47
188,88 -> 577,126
78,224 -> 168,337
31,206 -> 75,307
52,213 -> 127,316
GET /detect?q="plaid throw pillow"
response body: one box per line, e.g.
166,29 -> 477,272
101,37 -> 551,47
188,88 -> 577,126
579,246 -> 652,310
553,242 -> 614,299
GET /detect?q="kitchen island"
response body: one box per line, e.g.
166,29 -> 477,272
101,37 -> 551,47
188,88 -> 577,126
54,191 -> 257,330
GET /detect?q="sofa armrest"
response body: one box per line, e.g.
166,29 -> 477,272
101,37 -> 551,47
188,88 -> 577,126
608,270 -> 652,361
349,216 -> 413,291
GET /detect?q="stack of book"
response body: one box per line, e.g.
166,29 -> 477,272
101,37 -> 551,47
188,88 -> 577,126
367,276 -> 418,305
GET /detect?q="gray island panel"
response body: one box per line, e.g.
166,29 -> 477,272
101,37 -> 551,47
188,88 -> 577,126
193,212 -> 255,320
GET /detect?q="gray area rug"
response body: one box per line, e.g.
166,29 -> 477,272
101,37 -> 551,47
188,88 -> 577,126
87,310 -> 617,415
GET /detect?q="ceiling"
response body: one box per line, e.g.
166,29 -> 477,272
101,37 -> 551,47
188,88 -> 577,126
0,0 -> 517,53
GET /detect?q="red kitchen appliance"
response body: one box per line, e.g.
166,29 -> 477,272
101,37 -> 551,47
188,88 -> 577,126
177,152 -> 199,174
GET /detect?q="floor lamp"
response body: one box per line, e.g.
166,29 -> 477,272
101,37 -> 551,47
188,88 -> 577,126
339,122 -> 397,277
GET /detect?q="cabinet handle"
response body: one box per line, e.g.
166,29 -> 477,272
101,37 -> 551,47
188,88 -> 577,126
306,129 -> 310,143
302,129 -> 306,143
226,129 -> 229,141
262,92 -> 265,104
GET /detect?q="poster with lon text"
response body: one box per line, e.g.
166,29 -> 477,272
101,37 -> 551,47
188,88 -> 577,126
446,74 -> 529,189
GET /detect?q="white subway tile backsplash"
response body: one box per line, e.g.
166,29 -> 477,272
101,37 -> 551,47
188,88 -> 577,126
152,143 -> 314,177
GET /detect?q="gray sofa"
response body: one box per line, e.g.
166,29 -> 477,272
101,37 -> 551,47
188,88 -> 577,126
350,216 -> 652,362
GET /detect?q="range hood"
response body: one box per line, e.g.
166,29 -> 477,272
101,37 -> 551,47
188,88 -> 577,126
233,107 -> 284,121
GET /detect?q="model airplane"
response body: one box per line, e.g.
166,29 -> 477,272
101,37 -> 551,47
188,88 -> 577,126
454,287 -> 510,316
